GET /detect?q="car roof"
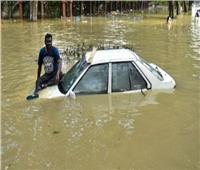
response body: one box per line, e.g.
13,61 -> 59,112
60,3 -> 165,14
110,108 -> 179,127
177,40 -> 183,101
85,49 -> 138,65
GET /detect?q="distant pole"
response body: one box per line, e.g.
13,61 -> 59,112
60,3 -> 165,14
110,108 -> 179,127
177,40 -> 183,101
66,1 -> 68,16
168,1 -> 174,18
80,0 -> 83,16
41,1 -> 44,18
90,1 -> 92,16
189,1 -> 192,11
30,1 -> 38,21
143,1 -> 146,9
62,0 -> 66,17
183,1 -> 187,12
110,1 -> 112,12
94,1 -> 96,15
175,1 -> 179,15
19,0 -> 23,19
120,1 -> 122,13
131,1 -> 133,10
105,1 -> 107,15
97,1 -> 99,15
70,0 -> 73,17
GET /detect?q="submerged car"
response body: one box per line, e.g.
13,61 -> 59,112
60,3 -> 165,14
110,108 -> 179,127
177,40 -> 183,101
38,48 -> 176,99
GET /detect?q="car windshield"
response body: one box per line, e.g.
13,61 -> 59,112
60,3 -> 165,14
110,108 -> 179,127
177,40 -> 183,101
60,56 -> 89,93
136,56 -> 164,81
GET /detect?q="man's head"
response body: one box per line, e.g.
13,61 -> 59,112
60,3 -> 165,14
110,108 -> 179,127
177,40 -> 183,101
45,33 -> 52,48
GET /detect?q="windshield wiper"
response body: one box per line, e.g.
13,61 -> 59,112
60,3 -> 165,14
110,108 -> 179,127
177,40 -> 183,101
155,66 -> 164,80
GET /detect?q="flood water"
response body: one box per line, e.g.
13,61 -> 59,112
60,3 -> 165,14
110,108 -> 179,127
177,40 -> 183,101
1,14 -> 200,170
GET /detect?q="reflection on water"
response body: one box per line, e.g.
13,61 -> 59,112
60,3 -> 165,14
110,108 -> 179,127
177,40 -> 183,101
190,19 -> 200,57
59,93 -> 152,142
2,15 -> 200,169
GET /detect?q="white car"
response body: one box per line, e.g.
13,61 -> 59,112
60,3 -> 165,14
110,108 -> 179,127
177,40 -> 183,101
38,48 -> 176,99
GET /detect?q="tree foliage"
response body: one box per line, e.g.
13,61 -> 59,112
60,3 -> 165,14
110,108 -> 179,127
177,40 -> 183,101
1,1 -> 193,20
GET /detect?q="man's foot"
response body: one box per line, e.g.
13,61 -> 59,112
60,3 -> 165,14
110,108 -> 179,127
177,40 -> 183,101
41,84 -> 48,88
26,93 -> 39,100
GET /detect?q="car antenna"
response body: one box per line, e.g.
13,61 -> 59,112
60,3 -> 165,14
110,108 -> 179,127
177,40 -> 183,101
87,46 -> 97,64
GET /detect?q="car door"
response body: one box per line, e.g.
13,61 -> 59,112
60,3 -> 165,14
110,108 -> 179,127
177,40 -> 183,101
111,62 -> 147,93
73,63 -> 109,94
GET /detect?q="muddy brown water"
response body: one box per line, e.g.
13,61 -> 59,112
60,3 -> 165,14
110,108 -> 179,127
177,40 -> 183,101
1,15 -> 200,170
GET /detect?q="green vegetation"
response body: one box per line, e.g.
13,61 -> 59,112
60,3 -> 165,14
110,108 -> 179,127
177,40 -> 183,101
1,1 -> 193,21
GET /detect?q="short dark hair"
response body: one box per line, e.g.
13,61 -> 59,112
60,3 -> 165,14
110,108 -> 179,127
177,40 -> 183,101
45,33 -> 52,40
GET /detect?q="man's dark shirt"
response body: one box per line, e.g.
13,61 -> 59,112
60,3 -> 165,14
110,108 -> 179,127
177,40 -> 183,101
38,46 -> 60,74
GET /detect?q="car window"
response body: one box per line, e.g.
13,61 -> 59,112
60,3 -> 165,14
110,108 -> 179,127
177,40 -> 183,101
60,56 -> 89,93
112,62 -> 147,92
74,64 -> 108,94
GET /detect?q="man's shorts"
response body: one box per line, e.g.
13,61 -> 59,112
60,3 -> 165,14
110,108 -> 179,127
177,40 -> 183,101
36,71 -> 62,90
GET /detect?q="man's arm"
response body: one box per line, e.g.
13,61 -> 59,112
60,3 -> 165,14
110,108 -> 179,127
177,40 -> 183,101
37,48 -> 43,79
56,59 -> 62,83
37,64 -> 42,79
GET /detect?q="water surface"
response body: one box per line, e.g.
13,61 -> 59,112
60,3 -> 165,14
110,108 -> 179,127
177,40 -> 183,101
1,14 -> 200,170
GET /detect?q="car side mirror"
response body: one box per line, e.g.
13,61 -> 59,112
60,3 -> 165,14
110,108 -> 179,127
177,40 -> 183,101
69,91 -> 76,99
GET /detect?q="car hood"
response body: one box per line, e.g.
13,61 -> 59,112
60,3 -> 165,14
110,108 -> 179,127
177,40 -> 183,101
149,63 -> 176,89
38,85 -> 64,99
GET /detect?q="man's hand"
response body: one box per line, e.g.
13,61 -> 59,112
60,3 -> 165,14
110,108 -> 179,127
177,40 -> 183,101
55,73 -> 60,84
